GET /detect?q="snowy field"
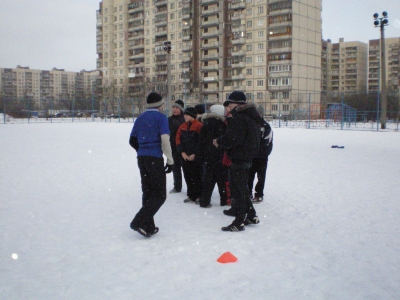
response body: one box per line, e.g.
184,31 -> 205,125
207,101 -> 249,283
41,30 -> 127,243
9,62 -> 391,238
1,122 -> 400,300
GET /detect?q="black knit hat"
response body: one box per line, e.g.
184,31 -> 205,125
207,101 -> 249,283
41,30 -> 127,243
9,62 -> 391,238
172,99 -> 184,112
184,107 -> 197,119
194,104 -> 206,115
223,91 -> 247,106
147,92 -> 164,108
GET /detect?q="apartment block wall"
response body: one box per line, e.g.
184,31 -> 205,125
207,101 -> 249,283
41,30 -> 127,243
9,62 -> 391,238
368,37 -> 400,95
96,0 -> 323,116
0,66 -> 99,110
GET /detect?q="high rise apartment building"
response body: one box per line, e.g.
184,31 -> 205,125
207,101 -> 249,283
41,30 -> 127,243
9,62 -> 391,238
0,66 -> 99,111
368,37 -> 400,95
96,0 -> 322,116
321,38 -> 368,101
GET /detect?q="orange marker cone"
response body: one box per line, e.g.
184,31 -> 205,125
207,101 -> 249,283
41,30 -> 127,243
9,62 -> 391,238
217,252 -> 238,263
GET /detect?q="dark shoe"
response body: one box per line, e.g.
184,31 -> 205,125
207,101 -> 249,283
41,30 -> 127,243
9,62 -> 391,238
200,203 -> 212,208
183,197 -> 195,203
244,215 -> 260,225
169,188 -> 181,194
223,208 -> 236,217
221,222 -> 245,232
151,227 -> 159,236
252,193 -> 263,204
130,223 -> 151,237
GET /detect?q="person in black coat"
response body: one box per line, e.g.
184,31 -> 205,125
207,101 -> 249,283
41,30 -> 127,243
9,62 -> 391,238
214,91 -> 264,232
248,115 -> 273,203
168,100 -> 185,193
197,104 -> 227,207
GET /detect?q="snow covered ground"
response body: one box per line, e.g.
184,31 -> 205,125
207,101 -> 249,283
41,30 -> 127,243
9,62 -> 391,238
1,122 -> 400,300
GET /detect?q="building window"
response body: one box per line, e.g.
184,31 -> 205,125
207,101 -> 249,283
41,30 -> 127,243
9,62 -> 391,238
257,6 -> 264,14
257,92 -> 263,99
282,104 -> 289,111
257,68 -> 263,75
246,69 -> 252,75
246,81 -> 252,86
246,20 -> 252,27
257,43 -> 264,50
257,80 -> 264,86
272,104 -> 278,111
257,31 -> 264,38
246,32 -> 252,39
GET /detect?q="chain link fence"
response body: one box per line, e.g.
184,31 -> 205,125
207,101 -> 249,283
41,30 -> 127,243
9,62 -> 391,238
1,91 -> 399,131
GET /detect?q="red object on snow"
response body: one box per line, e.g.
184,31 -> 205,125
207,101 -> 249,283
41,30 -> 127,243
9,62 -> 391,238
217,252 -> 238,263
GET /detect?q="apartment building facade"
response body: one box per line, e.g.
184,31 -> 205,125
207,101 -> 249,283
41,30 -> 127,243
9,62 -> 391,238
368,37 -> 400,95
96,0 -> 322,117
321,38 -> 368,102
0,66 -> 99,113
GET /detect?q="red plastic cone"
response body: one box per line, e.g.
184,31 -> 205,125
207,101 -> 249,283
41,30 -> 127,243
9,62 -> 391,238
217,252 -> 238,263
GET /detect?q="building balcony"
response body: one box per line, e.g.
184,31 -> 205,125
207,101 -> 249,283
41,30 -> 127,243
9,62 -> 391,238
232,38 -> 246,45
129,25 -> 144,32
201,53 -> 219,61
129,53 -> 145,59
201,41 -> 219,49
183,35 -> 192,41
231,0 -> 246,10
201,19 -> 220,27
232,25 -> 246,33
201,7 -> 220,16
201,64 -> 220,71
231,13 -> 243,21
154,0 -> 168,7
201,30 -> 220,38
231,49 -> 246,57
155,19 -> 168,26
202,76 -> 219,82
231,74 -> 245,81
201,0 -> 219,5
231,62 -> 245,69
182,12 -> 192,20
128,3 -> 144,13
202,88 -> 219,95
155,30 -> 167,37
182,44 -> 192,52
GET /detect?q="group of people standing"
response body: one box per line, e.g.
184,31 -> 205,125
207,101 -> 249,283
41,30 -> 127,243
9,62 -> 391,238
129,91 -> 272,237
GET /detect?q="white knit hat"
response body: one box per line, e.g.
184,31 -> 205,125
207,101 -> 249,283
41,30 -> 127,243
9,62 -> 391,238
210,104 -> 225,117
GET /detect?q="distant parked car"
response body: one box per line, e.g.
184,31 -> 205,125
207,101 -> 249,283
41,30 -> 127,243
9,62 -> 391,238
54,112 -> 64,117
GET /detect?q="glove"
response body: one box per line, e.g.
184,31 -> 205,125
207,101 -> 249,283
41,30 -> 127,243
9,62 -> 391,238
165,163 -> 173,174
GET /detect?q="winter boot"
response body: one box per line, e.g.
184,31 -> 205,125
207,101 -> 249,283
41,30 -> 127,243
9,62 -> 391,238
221,221 -> 245,232
251,193 -> 263,204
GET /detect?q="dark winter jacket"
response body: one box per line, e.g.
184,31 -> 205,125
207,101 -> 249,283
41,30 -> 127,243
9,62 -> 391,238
176,119 -> 203,156
216,103 -> 263,164
168,114 -> 185,152
197,113 -> 226,163
256,120 -> 273,160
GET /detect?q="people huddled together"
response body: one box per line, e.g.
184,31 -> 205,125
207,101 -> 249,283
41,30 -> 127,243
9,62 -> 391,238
129,91 -> 273,237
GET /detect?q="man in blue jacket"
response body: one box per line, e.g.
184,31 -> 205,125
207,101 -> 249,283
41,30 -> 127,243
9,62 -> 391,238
129,92 -> 174,237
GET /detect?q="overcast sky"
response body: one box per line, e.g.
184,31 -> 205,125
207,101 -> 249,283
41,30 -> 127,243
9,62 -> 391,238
0,0 -> 399,72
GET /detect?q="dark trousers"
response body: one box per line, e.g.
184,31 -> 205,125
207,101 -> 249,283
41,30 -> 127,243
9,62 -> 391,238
248,158 -> 268,197
200,161 -> 228,207
181,158 -> 202,200
230,162 -> 256,224
172,151 -> 182,191
131,156 -> 166,232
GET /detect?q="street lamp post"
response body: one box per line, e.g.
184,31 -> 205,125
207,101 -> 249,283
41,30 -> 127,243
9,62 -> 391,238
183,70 -> 187,107
164,41 -> 172,116
374,11 -> 389,129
